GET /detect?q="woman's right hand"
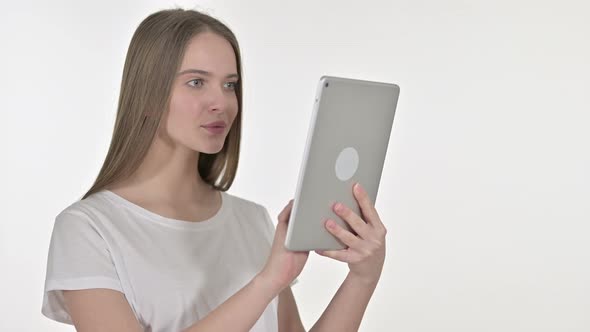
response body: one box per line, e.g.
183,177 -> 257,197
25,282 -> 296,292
259,200 -> 309,292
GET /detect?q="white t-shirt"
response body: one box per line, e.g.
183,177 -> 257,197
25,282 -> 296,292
42,189 -> 289,332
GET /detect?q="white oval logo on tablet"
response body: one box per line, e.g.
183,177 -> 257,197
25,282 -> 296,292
335,147 -> 359,181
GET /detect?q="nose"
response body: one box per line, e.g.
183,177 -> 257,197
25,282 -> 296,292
207,84 -> 230,112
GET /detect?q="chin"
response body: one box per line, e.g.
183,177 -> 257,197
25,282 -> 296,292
199,144 -> 224,155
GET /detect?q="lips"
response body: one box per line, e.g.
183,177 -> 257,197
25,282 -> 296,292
201,121 -> 227,128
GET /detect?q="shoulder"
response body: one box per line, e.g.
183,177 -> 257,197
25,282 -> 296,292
222,191 -> 268,215
221,191 -> 274,230
53,191 -> 114,229
221,191 -> 276,242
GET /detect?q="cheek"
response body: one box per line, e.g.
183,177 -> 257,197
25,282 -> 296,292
165,93 -> 205,138
229,97 -> 239,121
169,92 -> 203,121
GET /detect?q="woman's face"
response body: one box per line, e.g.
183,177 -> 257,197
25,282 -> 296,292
161,32 -> 239,154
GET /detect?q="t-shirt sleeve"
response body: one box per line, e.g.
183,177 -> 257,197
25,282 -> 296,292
259,204 -> 299,288
42,209 -> 123,324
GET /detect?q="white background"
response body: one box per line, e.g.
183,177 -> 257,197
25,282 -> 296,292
1,0 -> 589,331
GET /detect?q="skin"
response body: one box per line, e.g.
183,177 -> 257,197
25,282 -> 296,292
106,31 -> 240,216
63,31 -> 387,332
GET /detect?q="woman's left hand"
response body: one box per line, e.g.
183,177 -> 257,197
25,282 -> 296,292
315,182 -> 387,285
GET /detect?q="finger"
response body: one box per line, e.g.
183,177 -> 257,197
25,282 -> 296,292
353,183 -> 385,229
325,219 -> 362,249
277,199 -> 294,223
333,202 -> 371,239
315,249 -> 352,263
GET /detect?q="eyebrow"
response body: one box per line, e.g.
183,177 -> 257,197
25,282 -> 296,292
177,69 -> 239,79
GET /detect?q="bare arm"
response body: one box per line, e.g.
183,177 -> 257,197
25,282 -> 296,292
63,289 -> 142,332
308,274 -> 378,332
63,273 -> 279,332
181,273 -> 279,332
275,273 -> 379,332
278,287 -> 306,332
308,182 -> 388,332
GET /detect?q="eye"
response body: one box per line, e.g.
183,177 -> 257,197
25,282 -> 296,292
224,81 -> 238,90
187,79 -> 204,87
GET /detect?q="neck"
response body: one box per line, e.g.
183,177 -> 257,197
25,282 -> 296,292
111,138 -> 216,204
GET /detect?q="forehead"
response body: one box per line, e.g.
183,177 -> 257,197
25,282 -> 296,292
179,32 -> 237,74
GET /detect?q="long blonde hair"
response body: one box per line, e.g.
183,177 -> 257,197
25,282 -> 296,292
81,8 -> 243,200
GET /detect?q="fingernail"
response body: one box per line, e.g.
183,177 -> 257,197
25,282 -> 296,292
354,182 -> 362,194
326,219 -> 335,228
333,203 -> 343,212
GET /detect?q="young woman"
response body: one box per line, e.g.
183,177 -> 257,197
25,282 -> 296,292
42,8 -> 387,332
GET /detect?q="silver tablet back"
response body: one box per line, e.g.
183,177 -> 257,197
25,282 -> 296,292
285,76 -> 400,251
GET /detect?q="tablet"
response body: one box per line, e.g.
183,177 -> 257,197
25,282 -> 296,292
285,76 -> 400,251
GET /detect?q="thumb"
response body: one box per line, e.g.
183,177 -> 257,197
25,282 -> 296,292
277,199 -> 294,225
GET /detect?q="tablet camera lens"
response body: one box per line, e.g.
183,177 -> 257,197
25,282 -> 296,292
325,82 -> 329,88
